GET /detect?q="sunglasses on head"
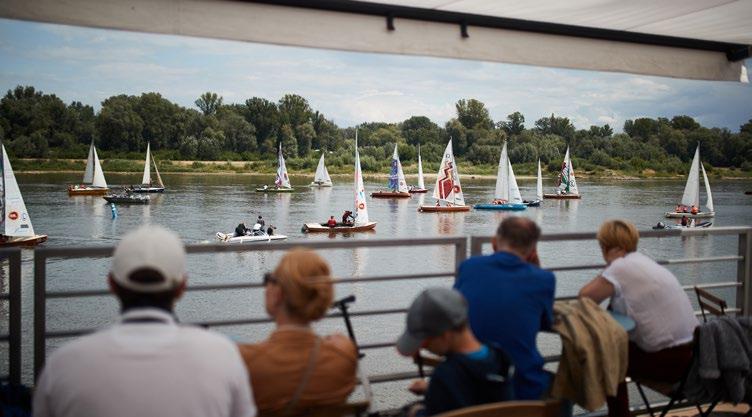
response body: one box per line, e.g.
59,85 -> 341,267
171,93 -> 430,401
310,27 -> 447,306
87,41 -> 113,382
263,273 -> 278,286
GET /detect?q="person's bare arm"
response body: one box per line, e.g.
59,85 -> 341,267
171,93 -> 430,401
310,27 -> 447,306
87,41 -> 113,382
578,276 -> 615,304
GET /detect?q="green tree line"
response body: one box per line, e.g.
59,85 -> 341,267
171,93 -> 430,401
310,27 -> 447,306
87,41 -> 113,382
1,85 -> 750,175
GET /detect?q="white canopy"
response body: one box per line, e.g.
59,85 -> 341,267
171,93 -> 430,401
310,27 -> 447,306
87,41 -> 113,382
1,0 -> 749,82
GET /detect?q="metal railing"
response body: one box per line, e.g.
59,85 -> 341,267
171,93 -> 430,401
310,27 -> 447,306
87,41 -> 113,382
0,248 -> 22,385
8,226 -> 752,410
33,236 -> 468,379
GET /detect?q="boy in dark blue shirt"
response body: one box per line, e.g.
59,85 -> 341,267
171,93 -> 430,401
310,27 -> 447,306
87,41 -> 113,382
397,288 -> 514,416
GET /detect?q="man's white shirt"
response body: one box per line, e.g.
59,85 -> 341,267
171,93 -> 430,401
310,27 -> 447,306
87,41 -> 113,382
34,308 -> 256,417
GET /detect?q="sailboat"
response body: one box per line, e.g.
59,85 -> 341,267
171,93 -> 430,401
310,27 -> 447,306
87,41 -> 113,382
523,159 -> 543,207
543,147 -> 581,199
310,152 -> 333,187
409,144 -> 428,193
664,144 -> 715,219
419,139 -> 470,212
68,142 -> 109,196
0,143 -> 47,246
475,141 -> 526,211
130,142 -> 165,193
257,144 -> 294,192
303,131 -> 377,232
372,143 -> 410,198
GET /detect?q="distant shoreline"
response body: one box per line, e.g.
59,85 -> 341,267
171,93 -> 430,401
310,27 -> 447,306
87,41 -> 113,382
14,158 -> 752,180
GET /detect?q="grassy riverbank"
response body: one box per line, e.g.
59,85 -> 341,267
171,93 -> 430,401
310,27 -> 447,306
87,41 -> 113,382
14,158 -> 752,179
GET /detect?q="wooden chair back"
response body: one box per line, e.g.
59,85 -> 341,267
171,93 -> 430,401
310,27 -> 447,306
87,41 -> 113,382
259,401 -> 370,417
433,400 -> 560,417
694,286 -> 728,322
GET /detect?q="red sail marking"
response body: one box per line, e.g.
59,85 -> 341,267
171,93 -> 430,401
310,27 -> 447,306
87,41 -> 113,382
439,160 -> 454,199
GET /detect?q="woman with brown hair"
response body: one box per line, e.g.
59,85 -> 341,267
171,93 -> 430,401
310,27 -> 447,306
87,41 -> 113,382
238,249 -> 358,415
579,219 -> 698,417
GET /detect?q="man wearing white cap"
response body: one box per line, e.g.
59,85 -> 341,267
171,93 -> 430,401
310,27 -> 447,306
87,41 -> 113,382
33,226 -> 256,417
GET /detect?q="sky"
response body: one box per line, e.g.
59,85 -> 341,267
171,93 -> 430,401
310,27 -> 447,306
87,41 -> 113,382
1,18 -> 751,133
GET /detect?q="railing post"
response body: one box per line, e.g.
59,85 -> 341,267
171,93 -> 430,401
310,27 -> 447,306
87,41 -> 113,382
470,236 -> 485,257
8,249 -> 21,385
34,250 -> 47,380
454,238 -> 467,276
739,230 -> 752,316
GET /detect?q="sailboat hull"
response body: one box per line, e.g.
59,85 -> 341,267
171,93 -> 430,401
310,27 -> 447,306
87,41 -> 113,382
67,186 -> 110,196
371,191 -> 411,199
256,187 -> 295,193
418,205 -> 470,213
309,182 -> 333,187
408,187 -> 428,193
302,222 -> 377,233
474,203 -> 527,211
0,234 -> 48,247
129,186 -> 165,193
523,200 -> 541,207
543,193 -> 581,199
664,211 -> 715,219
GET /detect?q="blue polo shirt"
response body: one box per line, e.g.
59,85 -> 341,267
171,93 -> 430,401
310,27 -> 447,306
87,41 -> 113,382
454,251 -> 555,400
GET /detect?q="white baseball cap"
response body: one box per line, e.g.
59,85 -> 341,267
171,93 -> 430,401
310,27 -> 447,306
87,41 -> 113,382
110,225 -> 187,293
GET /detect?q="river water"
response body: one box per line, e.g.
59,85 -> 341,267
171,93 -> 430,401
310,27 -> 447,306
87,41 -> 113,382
4,172 -> 752,409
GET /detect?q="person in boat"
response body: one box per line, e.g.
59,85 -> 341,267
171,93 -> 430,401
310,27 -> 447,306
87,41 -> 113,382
454,217 -> 554,401
397,288 -> 513,416
251,222 -> 264,236
256,216 -> 265,228
266,225 -> 275,236
237,249 -> 357,415
681,216 -> 688,227
342,210 -> 354,226
690,218 -> 696,228
492,199 -> 508,205
235,223 -> 250,237
33,226 -> 256,417
690,205 -> 699,215
327,216 -> 337,228
578,220 -> 698,417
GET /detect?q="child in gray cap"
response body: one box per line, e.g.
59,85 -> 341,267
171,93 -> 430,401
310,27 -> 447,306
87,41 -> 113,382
397,287 -> 514,416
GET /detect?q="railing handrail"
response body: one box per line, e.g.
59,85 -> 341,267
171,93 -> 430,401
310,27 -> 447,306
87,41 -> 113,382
0,248 -> 22,385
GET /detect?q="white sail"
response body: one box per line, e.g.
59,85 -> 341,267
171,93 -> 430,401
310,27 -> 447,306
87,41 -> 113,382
388,144 -> 409,193
701,162 -> 714,213
313,153 -> 332,185
432,139 -> 465,206
417,144 -> 425,189
508,160 -> 522,203
494,142 -> 510,201
82,143 -> 95,184
275,144 -> 291,189
91,145 -> 107,188
153,155 -> 164,188
354,132 -> 369,225
556,147 -> 579,195
142,142 -> 152,185
681,145 -> 701,208
2,144 -> 35,237
536,159 -> 543,201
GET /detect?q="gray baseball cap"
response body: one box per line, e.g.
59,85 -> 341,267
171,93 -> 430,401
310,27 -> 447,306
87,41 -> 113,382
396,287 -> 468,356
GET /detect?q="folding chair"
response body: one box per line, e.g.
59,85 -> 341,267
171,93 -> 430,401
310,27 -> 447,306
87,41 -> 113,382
433,400 -> 560,417
633,328 -> 721,417
694,286 -> 728,323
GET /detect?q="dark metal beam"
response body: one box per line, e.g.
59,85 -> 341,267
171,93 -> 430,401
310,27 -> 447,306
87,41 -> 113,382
241,0 -> 751,61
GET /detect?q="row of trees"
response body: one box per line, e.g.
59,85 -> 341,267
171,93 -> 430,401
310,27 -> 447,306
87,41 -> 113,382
1,85 -> 750,174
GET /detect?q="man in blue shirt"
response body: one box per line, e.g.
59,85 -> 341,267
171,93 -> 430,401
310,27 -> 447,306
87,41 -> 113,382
454,216 -> 555,400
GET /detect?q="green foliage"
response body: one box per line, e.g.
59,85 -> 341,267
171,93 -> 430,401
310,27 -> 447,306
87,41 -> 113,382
195,92 -> 223,116
1,85 -> 749,176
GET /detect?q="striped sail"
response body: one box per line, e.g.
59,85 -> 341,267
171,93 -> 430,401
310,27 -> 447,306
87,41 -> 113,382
432,139 -> 465,206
